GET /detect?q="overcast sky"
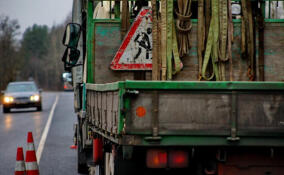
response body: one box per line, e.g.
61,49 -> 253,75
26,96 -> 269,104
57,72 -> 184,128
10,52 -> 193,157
0,0 -> 73,37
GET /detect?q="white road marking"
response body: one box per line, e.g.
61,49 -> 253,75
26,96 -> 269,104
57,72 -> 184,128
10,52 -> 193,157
36,95 -> 59,164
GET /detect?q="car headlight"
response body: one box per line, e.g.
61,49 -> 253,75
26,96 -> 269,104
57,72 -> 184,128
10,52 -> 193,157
4,96 -> 14,103
30,95 -> 40,101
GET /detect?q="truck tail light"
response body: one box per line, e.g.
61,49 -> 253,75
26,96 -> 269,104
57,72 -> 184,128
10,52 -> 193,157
169,150 -> 188,168
146,149 -> 167,168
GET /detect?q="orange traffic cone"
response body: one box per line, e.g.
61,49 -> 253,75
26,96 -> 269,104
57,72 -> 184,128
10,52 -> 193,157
15,147 -> 26,175
25,132 -> 39,175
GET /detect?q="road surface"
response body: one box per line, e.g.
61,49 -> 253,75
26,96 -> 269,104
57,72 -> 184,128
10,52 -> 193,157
0,92 -> 80,174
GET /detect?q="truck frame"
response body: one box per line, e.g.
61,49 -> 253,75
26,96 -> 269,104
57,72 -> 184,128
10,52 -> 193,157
62,0 -> 284,174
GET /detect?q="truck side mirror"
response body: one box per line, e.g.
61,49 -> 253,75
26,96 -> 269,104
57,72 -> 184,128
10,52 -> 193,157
62,47 -> 80,71
62,23 -> 81,49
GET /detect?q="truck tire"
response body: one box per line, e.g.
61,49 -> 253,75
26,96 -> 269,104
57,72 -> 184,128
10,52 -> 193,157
77,119 -> 89,174
3,107 -> 10,113
77,138 -> 89,174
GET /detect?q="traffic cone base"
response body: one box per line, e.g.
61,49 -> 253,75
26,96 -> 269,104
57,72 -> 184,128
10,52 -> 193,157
15,147 -> 26,175
25,132 -> 39,175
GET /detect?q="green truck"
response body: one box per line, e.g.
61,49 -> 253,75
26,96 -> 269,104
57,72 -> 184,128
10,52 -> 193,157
62,0 -> 284,174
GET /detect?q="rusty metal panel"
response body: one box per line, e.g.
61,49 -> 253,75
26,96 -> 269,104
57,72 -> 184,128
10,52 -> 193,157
263,23 -> 284,81
238,93 -> 284,130
94,23 -> 134,83
127,91 -> 231,133
127,92 -> 153,131
158,92 -> 231,131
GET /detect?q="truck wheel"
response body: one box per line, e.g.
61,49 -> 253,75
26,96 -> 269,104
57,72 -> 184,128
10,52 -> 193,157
77,120 -> 89,174
77,140 -> 89,174
3,107 -> 10,113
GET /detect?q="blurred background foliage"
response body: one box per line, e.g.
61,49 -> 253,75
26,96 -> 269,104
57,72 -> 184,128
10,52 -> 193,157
0,15 -> 71,91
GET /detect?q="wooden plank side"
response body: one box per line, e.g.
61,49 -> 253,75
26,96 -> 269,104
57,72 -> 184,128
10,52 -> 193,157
112,91 -> 119,134
106,92 -> 113,133
98,92 -> 102,128
102,92 -> 107,131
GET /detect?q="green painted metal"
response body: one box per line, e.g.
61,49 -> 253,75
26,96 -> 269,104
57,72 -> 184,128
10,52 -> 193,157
127,130 -> 284,137
87,0 -> 95,83
140,135 -> 284,146
123,81 -> 284,90
86,81 -> 284,91
119,88 -> 127,134
82,83 -> 87,111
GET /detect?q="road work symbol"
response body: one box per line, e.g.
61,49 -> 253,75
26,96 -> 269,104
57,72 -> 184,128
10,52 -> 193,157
110,7 -> 152,70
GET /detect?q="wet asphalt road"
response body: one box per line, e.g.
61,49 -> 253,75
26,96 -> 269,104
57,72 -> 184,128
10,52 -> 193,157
0,92 -> 80,175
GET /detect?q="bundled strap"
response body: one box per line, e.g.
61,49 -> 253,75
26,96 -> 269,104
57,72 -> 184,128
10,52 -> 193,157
151,0 -> 160,80
167,0 -> 182,79
161,0 -> 167,80
200,0 -> 233,81
166,0 -> 173,80
197,0 -> 205,80
241,0 -> 255,81
176,0 -> 192,58
201,0 -> 220,81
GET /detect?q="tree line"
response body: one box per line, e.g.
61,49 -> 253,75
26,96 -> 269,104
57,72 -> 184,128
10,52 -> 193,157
0,15 -> 70,91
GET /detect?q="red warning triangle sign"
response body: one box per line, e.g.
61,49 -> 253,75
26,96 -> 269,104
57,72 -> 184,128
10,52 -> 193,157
110,7 -> 152,70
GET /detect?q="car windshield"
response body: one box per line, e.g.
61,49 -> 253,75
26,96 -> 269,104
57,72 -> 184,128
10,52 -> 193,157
6,83 -> 37,93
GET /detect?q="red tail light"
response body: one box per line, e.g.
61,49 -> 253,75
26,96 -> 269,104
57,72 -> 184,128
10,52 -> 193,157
64,85 -> 67,89
169,150 -> 188,168
146,149 -> 167,168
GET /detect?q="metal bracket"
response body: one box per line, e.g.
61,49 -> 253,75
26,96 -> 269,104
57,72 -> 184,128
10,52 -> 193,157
227,91 -> 240,141
80,110 -> 86,119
